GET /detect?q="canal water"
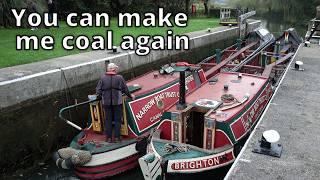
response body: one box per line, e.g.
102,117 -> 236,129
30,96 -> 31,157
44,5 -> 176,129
259,16 -> 307,38
12,16 -> 307,180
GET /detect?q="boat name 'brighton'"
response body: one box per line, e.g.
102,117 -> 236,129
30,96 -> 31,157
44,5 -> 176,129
171,157 -> 221,170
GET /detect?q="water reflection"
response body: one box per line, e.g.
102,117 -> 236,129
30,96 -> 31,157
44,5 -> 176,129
258,15 -> 307,37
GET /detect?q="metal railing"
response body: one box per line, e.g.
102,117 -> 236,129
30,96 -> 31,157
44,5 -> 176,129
58,98 -> 100,131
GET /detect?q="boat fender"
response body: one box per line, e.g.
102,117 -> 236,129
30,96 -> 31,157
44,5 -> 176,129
136,136 -> 149,155
53,148 -> 92,169
52,151 -> 74,169
58,147 -> 77,159
71,150 -> 92,165
58,158 -> 74,169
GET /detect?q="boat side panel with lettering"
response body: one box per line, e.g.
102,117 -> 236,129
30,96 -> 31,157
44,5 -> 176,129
128,76 -> 196,133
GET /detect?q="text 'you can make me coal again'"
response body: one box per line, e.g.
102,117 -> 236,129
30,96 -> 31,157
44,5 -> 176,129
12,8 -> 190,56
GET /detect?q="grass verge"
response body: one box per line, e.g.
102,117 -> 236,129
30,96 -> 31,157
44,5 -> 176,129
0,18 -> 220,68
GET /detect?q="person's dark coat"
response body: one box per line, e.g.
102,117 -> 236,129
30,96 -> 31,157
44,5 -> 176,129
96,73 -> 132,105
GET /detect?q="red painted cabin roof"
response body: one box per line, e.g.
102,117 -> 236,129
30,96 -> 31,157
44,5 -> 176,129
168,72 -> 268,122
127,71 -> 179,96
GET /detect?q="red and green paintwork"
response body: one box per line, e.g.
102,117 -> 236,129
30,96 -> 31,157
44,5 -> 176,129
68,40 -> 262,179
155,72 -> 272,152
61,29 -> 303,179
124,68 -> 207,137
142,72 -> 273,174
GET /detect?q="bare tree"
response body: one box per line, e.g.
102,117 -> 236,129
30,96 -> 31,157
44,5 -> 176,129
185,0 -> 190,14
204,0 -> 209,15
109,0 -> 133,15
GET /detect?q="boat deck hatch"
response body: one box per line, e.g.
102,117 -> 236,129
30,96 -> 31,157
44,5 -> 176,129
186,111 -> 205,148
194,99 -> 220,109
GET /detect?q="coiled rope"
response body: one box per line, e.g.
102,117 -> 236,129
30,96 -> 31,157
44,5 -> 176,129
164,143 -> 190,154
221,94 -> 235,103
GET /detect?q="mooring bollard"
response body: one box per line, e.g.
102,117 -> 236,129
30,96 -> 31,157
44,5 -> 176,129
112,46 -> 118,53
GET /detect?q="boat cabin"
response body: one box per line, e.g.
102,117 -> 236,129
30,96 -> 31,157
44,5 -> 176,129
62,64 -> 208,179
156,72 -> 271,151
87,63 -> 207,142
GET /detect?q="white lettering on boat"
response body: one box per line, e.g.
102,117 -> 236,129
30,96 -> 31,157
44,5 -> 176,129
149,112 -> 162,122
135,98 -> 155,121
241,92 -> 269,131
231,84 -> 273,141
171,156 -> 221,170
129,75 -> 197,133
167,149 -> 235,173
134,91 -> 179,121
185,75 -> 194,84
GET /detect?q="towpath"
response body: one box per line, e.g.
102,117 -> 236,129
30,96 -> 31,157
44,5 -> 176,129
225,43 -> 320,180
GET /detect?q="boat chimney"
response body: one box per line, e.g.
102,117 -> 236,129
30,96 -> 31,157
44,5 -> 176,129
224,84 -> 229,91
215,49 -> 221,64
177,71 -> 187,110
261,52 -> 267,67
274,41 -> 281,61
237,39 -> 242,50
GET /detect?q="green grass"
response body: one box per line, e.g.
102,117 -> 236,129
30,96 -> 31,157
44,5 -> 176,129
0,18 -> 219,68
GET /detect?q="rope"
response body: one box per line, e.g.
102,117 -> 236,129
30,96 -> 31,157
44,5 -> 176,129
221,94 -> 240,107
60,68 -> 82,124
221,94 -> 235,103
164,143 -> 190,154
60,69 -> 74,121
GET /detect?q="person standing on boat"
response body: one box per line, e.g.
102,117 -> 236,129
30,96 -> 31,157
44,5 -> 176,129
96,63 -> 135,143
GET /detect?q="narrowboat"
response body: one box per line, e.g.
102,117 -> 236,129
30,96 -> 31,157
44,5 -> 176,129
138,29 -> 301,180
54,65 -> 208,179
52,28 -> 295,179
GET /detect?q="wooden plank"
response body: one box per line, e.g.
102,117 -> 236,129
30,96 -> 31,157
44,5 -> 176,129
261,65 -> 273,78
199,62 -> 218,67
274,53 -> 294,66
280,45 -> 291,53
262,53 -> 294,77
120,97 -> 129,136
223,50 -> 238,53
225,64 -> 264,71
205,42 -> 258,79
